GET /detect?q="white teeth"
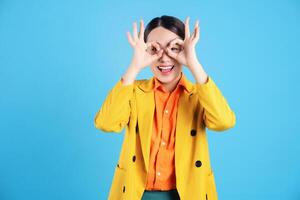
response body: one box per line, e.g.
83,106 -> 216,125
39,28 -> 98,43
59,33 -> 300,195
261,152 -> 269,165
158,65 -> 173,69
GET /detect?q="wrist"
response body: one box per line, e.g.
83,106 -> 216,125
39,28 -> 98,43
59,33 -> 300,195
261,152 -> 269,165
121,63 -> 140,85
129,62 -> 141,73
189,61 -> 208,84
187,57 -> 200,69
129,60 -> 145,72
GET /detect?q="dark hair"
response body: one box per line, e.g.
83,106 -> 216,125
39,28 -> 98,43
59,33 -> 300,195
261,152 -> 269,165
144,15 -> 185,42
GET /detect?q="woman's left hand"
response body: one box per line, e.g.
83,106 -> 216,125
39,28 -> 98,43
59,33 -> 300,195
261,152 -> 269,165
166,17 -> 200,70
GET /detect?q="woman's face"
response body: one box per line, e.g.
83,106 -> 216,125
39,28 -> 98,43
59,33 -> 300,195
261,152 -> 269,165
146,26 -> 183,84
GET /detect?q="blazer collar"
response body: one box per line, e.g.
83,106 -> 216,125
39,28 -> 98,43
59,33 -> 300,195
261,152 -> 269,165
137,72 -> 194,94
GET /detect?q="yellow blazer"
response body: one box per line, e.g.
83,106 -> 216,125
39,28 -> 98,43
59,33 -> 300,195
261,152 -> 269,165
94,73 -> 236,200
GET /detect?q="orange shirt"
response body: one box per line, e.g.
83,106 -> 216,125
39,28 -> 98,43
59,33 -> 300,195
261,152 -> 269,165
145,72 -> 189,190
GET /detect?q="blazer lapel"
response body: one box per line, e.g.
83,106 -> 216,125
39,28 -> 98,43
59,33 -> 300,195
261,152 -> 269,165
175,89 -> 194,167
136,77 -> 155,173
174,74 -> 195,170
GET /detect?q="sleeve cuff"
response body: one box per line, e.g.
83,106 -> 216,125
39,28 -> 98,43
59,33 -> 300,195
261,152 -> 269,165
120,76 -> 135,87
195,76 -> 213,91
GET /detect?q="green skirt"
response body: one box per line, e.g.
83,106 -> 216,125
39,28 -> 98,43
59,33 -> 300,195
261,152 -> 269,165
141,189 -> 180,200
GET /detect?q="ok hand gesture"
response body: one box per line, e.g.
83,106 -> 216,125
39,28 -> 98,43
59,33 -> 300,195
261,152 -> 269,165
166,17 -> 200,70
126,20 -> 163,71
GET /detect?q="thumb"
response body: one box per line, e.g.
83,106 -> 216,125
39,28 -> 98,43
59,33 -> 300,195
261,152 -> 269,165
165,48 -> 177,59
153,49 -> 163,60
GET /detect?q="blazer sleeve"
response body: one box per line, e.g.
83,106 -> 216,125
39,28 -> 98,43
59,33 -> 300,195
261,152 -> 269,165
94,78 -> 134,133
195,76 -> 236,131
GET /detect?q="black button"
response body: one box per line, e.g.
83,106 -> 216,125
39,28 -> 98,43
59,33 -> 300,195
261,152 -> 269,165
123,185 -> 125,193
132,155 -> 136,162
117,164 -> 119,168
191,129 -> 197,136
195,160 -> 202,167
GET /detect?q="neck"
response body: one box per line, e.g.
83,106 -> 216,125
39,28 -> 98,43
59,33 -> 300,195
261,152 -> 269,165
162,72 -> 182,93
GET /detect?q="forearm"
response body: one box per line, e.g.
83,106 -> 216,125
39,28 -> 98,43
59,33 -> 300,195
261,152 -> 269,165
121,63 -> 141,85
189,60 -> 208,84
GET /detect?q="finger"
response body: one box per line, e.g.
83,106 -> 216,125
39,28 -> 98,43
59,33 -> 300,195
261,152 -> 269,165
153,49 -> 163,59
151,42 -> 161,51
194,20 -> 200,41
126,31 -> 135,47
168,38 -> 184,53
193,25 -> 200,42
185,16 -> 190,38
191,20 -> 198,39
146,41 -> 160,48
148,49 -> 163,65
192,20 -> 199,41
146,41 -> 161,54
165,48 -> 178,59
133,22 -> 138,40
139,19 -> 145,41
169,38 -> 184,47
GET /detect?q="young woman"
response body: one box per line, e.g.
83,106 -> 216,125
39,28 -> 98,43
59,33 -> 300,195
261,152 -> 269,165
94,15 -> 236,200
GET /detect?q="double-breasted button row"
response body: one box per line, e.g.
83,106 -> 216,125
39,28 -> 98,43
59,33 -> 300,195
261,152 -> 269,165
120,155 -> 136,194
190,128 -> 201,168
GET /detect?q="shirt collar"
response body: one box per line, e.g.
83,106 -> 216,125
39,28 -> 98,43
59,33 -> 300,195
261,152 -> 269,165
137,72 -> 194,94
153,72 -> 190,93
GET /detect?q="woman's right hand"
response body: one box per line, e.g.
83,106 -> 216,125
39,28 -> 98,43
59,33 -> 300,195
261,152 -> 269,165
126,19 -> 163,71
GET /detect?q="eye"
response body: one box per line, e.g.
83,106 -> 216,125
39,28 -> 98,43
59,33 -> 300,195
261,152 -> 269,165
146,46 -> 157,55
150,47 -> 157,54
171,47 -> 180,53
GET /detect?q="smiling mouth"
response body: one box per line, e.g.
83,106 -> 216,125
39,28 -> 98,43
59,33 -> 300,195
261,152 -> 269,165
157,65 -> 175,73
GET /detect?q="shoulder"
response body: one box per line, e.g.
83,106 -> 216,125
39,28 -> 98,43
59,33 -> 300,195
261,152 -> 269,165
133,77 -> 154,92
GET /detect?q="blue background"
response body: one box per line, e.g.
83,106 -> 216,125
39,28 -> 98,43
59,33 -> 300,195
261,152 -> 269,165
0,0 -> 299,199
